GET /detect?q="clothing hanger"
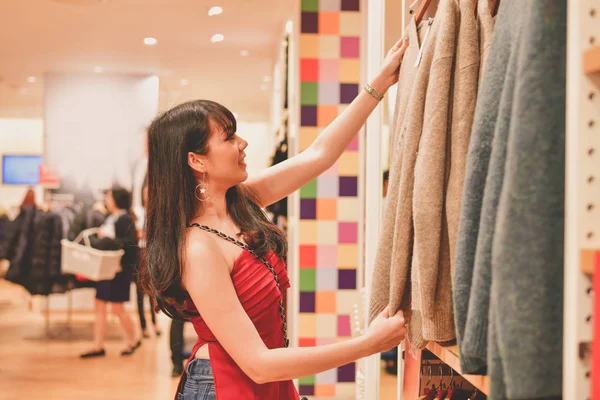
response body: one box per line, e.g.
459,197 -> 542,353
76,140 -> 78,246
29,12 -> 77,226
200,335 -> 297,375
414,0 -> 434,25
435,365 -> 446,399
417,361 -> 436,400
424,360 -> 433,390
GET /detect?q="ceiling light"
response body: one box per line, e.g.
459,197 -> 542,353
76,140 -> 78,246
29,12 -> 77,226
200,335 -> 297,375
144,37 -> 158,46
240,50 -> 249,57
26,76 -> 37,83
263,76 -> 272,83
93,66 -> 103,73
180,79 -> 190,86
285,20 -> 293,34
210,34 -> 224,43
208,6 -> 223,16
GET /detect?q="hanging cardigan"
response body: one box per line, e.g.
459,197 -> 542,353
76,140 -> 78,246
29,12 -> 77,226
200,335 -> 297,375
368,17 -> 421,323
411,0 -> 462,343
488,1 -> 566,398
452,0 -> 501,375
445,0 -> 480,272
370,0 -> 460,349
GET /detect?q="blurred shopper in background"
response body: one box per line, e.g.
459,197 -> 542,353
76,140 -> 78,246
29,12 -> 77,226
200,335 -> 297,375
80,186 -> 141,358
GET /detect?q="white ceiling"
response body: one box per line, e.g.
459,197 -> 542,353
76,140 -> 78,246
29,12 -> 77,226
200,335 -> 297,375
0,0 -> 293,122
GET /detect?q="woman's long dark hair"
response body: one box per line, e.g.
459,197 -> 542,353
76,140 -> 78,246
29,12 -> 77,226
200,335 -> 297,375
139,100 -> 287,320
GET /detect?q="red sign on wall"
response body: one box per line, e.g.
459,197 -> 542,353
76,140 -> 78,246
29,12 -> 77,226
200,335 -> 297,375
39,164 -> 60,188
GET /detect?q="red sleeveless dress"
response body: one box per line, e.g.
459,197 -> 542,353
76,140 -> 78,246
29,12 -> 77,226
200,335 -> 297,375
183,249 -> 300,400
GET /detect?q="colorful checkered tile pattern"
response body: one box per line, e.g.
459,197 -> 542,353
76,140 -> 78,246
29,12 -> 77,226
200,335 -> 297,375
298,0 -> 361,397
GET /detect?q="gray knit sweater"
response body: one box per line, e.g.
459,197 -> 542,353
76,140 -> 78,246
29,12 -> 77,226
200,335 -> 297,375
454,0 -> 566,397
452,0 -> 505,375
488,1 -> 566,398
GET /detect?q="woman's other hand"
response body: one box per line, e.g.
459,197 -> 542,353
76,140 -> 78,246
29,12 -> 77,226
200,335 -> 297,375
365,306 -> 407,354
377,37 -> 410,89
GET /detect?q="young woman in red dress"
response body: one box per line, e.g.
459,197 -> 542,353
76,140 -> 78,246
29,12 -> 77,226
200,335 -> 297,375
141,37 -> 410,400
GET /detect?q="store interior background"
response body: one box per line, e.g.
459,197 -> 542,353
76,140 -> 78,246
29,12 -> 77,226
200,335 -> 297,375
0,0 -> 408,399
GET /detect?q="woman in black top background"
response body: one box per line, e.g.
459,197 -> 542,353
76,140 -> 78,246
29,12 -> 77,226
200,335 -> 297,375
80,187 -> 141,358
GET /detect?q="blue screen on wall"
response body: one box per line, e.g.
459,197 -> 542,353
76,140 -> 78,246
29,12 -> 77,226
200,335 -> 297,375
2,155 -> 43,185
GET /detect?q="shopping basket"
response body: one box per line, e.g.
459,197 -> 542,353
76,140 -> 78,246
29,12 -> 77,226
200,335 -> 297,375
61,228 -> 123,281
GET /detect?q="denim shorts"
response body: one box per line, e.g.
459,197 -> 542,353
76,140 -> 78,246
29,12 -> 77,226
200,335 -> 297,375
177,358 -> 215,400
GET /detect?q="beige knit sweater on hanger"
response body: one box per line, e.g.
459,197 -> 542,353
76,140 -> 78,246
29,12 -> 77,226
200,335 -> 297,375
412,0 -> 480,344
368,17 -> 421,324
445,0 -> 480,271
368,1 -> 460,342
411,0 -> 464,345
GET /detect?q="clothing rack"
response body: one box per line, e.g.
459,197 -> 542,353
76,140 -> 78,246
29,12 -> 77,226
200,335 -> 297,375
28,290 -> 75,340
362,0 -> 598,399
29,191 -> 77,340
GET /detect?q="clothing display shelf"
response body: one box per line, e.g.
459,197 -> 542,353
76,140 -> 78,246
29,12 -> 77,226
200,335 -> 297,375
424,343 -> 488,395
361,0 -> 600,399
564,1 -> 598,399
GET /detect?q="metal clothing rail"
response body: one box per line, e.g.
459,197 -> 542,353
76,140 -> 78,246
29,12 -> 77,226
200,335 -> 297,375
41,291 -> 74,339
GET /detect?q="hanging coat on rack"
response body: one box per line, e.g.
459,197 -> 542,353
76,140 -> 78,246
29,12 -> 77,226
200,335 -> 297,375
29,211 -> 65,295
0,213 -> 9,258
4,206 -> 37,287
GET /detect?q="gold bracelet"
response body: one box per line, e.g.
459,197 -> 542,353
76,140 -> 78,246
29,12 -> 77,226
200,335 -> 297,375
365,84 -> 384,102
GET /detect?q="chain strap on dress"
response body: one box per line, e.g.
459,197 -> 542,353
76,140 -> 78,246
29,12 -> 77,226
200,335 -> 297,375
188,223 -> 289,348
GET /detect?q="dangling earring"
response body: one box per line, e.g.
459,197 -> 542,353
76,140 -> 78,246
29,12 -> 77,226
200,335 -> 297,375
195,172 -> 211,202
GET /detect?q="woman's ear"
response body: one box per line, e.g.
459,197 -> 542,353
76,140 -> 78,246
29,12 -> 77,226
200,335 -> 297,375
188,152 -> 206,174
